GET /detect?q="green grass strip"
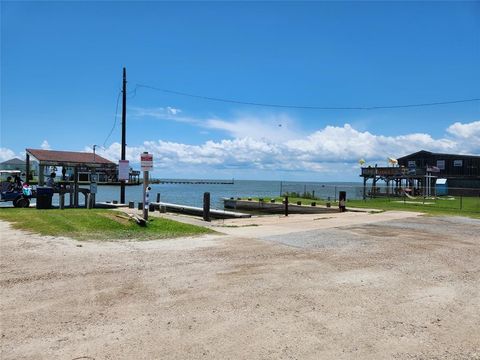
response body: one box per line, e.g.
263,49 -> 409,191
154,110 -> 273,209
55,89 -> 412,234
0,208 -> 214,241
245,196 -> 480,219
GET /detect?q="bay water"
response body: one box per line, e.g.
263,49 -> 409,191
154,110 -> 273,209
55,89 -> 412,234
93,180 -> 364,209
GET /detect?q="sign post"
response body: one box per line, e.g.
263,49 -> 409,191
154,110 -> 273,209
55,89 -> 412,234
118,160 -> 130,181
89,173 -> 98,209
141,152 -> 153,220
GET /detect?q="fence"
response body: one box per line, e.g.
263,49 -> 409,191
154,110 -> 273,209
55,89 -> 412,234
279,183 -> 364,202
279,183 -> 480,213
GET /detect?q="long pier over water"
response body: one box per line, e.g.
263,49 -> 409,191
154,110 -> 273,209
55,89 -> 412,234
150,179 -> 234,185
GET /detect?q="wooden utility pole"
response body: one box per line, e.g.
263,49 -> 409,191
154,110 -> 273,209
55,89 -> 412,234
120,67 -> 127,204
203,192 -> 211,222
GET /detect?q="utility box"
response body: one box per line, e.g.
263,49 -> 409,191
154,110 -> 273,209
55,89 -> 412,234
436,178 -> 448,196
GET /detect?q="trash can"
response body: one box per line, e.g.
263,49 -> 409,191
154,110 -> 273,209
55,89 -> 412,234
36,187 -> 54,209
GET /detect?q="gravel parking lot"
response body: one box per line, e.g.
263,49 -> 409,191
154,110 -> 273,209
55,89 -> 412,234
1,212 -> 479,359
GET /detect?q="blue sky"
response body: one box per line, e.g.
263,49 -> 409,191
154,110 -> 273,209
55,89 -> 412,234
1,1 -> 479,180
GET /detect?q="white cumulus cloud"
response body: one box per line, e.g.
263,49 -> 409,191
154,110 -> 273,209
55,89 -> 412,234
40,140 -> 51,150
447,120 -> 480,138
89,119 -> 479,179
0,147 -> 17,162
446,121 -> 480,152
286,124 -> 459,162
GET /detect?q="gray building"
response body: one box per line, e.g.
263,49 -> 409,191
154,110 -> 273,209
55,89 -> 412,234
0,158 -> 38,178
397,150 -> 480,189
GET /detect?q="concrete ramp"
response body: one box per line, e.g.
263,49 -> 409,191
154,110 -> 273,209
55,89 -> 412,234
152,202 -> 251,219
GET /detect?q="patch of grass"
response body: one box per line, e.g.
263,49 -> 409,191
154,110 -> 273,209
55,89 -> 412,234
346,197 -> 480,219
243,196 -> 480,218
0,208 -> 214,241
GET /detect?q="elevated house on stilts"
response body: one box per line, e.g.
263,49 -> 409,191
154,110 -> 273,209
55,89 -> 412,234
360,150 -> 480,198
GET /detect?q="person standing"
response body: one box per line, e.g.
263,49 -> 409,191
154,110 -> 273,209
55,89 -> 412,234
13,175 -> 22,191
46,172 -> 56,188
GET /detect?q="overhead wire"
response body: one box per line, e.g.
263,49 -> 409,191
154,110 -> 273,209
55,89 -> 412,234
103,90 -> 122,148
100,82 -> 478,148
127,87 -> 137,99
134,83 -> 480,111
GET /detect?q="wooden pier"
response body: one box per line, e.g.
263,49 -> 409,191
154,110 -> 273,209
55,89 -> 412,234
150,179 -> 234,185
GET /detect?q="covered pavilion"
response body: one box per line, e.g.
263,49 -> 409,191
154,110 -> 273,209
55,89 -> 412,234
25,149 -> 117,207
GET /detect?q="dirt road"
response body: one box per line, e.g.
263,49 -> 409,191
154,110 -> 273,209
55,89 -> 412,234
1,212 -> 479,359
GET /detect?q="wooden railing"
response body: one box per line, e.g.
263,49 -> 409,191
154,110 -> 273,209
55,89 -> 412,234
361,167 -> 426,177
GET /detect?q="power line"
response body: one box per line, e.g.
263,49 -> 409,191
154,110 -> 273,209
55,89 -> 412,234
103,90 -> 122,147
134,83 -> 480,110
127,87 -> 137,99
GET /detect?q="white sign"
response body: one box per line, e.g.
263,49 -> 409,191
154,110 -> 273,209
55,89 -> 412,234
90,183 -> 97,194
141,153 -> 153,171
118,160 -> 130,180
453,160 -> 463,167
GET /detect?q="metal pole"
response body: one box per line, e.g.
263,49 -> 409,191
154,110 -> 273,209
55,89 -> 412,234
120,67 -> 127,204
143,170 -> 149,220
93,144 -> 97,163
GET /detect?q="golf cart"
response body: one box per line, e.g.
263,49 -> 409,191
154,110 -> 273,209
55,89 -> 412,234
0,170 -> 34,208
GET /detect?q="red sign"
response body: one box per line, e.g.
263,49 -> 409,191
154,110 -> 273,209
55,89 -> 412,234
140,153 -> 153,171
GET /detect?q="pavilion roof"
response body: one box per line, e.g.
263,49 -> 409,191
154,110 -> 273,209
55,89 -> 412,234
26,149 -> 115,167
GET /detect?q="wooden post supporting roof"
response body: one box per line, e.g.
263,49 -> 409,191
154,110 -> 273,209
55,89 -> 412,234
74,166 -> 79,208
25,154 -> 30,182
